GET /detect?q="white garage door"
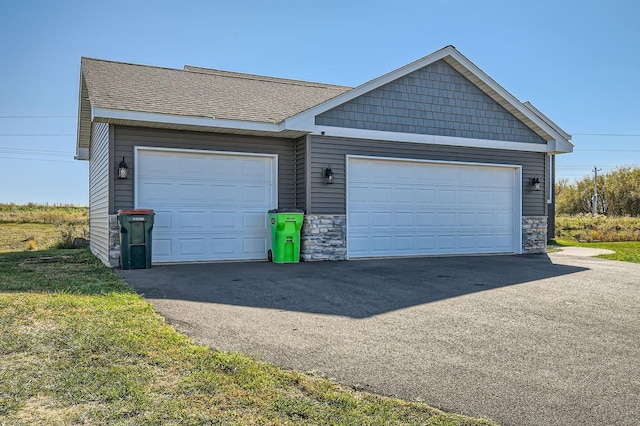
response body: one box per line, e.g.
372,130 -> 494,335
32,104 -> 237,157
136,148 -> 276,263
347,157 -> 520,258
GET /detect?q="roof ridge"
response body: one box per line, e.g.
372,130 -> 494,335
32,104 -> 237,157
184,65 -> 352,90
81,57 -> 188,74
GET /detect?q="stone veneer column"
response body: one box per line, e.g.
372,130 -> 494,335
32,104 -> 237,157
108,214 -> 121,267
522,216 -> 547,254
300,215 -> 347,261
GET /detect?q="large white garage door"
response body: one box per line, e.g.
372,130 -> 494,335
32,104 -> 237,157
347,157 -> 520,258
136,148 -> 276,263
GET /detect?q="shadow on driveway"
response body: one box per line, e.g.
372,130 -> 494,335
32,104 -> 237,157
117,254 -> 585,318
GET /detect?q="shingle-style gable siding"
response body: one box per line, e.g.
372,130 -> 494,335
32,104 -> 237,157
316,60 -> 545,145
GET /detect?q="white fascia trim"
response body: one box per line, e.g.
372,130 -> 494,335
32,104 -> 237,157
75,147 -> 89,160
309,125 -> 550,153
92,107 -> 284,133
444,50 -> 571,146
522,101 -> 572,141
547,138 -> 573,154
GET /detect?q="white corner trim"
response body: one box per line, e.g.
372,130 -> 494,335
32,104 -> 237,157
309,126 -> 551,153
92,107 -> 284,133
547,154 -> 554,204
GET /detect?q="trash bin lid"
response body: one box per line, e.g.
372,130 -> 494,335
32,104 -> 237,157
118,209 -> 155,215
268,209 -> 304,214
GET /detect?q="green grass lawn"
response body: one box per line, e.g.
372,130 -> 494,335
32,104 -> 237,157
552,239 -> 640,264
0,223 -> 62,253
0,249 -> 496,425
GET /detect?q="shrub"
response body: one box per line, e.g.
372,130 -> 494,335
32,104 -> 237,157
555,214 -> 640,242
57,223 -> 90,249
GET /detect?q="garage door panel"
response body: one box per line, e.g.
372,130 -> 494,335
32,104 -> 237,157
140,182 -> 173,204
242,212 -> 267,229
395,212 -> 414,227
137,149 -> 275,262
371,187 -> 393,203
395,236 -> 415,251
243,237 -> 267,255
417,236 -> 436,250
243,185 -> 270,203
153,239 -> 172,258
437,212 -> 456,226
458,213 -> 476,226
152,210 -> 172,229
415,212 -> 436,226
348,157 -> 519,257
210,185 -> 237,202
179,238 -> 206,256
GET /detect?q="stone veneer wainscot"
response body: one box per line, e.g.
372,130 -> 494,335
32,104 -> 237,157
522,216 -> 547,254
300,215 -> 347,261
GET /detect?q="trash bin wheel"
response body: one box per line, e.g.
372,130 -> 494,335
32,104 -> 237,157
267,249 -> 273,262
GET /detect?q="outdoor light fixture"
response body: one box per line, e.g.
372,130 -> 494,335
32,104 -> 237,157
118,157 -> 129,179
324,164 -> 334,184
531,176 -> 541,191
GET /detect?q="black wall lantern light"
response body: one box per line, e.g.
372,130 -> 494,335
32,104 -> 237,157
531,176 -> 541,191
118,157 -> 129,179
324,164 -> 334,184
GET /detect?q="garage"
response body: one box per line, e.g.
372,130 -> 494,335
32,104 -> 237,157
347,156 -> 521,258
135,148 -> 277,262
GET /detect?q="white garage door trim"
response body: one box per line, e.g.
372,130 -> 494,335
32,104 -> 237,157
134,146 -> 277,263
346,155 -> 522,258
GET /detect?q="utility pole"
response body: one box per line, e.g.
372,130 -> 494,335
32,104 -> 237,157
592,166 -> 601,217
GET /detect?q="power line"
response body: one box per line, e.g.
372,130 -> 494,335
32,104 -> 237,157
0,156 -> 76,163
575,149 -> 640,152
572,133 -> 640,137
0,115 -> 75,118
0,133 -> 74,137
0,148 -> 71,157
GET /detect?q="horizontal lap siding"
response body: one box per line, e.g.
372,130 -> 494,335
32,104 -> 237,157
112,126 -> 296,212
309,135 -> 545,216
88,122 -> 110,265
295,137 -> 307,211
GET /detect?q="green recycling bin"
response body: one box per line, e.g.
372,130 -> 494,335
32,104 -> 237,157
118,209 -> 154,270
268,209 -> 304,263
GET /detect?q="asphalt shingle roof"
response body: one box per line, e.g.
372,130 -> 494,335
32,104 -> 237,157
81,58 -> 352,124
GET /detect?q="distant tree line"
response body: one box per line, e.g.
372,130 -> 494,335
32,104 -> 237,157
555,166 -> 640,216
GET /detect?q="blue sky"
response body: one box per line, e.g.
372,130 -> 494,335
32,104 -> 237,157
0,0 -> 638,205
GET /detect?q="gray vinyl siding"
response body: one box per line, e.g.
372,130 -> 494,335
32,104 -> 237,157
112,126 -> 296,212
88,122 -> 110,265
295,137 -> 307,212
308,135 -> 546,216
316,60 -> 545,145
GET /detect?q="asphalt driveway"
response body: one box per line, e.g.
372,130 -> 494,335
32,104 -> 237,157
117,254 -> 640,426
